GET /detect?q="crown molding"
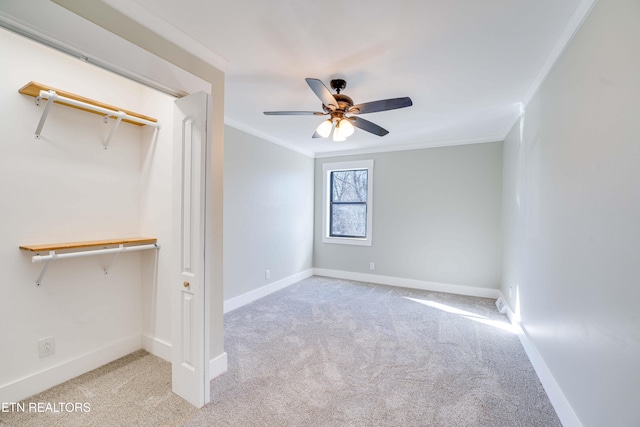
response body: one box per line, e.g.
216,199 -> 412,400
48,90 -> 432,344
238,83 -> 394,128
225,115 -> 503,159
224,117 -> 316,158
100,0 -> 229,72
522,0 -> 598,106
313,134 -> 504,159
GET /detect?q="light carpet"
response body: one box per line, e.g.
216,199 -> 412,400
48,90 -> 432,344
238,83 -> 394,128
1,276 -> 562,426
0,350 -> 196,427
187,276 -> 561,426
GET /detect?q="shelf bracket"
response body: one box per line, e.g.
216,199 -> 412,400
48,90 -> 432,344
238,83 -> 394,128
34,90 -> 57,139
26,85 -> 161,147
104,245 -> 123,274
103,111 -> 125,150
29,242 -> 159,286
35,251 -> 55,286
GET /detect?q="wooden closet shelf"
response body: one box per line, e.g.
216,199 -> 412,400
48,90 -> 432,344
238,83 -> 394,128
20,237 -> 158,253
19,81 -> 158,126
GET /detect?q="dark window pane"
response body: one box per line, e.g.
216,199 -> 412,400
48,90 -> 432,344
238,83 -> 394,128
331,170 -> 368,203
330,204 -> 367,237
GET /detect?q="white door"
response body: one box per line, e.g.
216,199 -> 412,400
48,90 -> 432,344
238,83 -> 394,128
172,91 -> 212,407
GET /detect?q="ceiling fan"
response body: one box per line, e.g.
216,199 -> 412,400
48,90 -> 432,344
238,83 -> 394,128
264,78 -> 413,141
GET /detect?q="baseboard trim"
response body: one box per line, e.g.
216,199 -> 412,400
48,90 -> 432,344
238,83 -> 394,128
499,292 -> 583,427
313,268 -> 500,299
209,351 -> 228,380
142,334 -> 172,362
140,335 -> 227,382
224,269 -> 314,313
0,334 -> 141,403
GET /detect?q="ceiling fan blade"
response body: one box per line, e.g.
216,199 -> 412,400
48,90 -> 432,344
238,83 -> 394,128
350,116 -> 389,136
348,97 -> 413,114
305,78 -> 338,110
264,111 -> 326,115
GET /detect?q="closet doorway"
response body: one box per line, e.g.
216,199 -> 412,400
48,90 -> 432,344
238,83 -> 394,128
0,7 -> 215,408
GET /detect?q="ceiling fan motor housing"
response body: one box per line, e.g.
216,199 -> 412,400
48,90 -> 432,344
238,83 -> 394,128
333,93 -> 353,110
323,93 -> 354,118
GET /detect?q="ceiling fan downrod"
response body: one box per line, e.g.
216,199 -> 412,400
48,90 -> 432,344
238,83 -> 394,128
330,79 -> 347,94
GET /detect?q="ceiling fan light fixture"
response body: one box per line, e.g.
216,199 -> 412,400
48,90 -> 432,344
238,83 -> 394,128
263,78 -> 412,140
338,119 -> 355,137
333,126 -> 346,142
316,119 -> 333,138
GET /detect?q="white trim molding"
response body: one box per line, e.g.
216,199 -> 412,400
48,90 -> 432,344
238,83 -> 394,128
499,292 -> 583,427
224,117 -> 315,158
0,334 -> 141,404
321,160 -> 374,247
315,134 -> 504,159
314,268 -> 500,299
223,269 -> 314,313
142,335 -> 172,362
100,0 -> 228,72
142,335 -> 227,381
522,0 -> 598,106
209,352 -> 228,380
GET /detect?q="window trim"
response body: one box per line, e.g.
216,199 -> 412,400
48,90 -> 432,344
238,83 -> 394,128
322,160 -> 374,246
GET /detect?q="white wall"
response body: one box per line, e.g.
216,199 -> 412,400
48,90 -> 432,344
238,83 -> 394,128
0,27 -> 175,401
223,126 -> 314,301
139,86 -> 176,360
314,142 -> 503,291
501,0 -> 640,425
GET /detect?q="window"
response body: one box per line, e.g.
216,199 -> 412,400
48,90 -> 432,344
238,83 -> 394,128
322,160 -> 374,246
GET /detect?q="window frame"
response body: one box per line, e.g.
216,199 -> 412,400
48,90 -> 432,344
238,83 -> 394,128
322,160 -> 374,246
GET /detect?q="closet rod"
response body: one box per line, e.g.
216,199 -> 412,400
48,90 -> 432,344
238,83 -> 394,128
31,243 -> 159,263
38,90 -> 161,128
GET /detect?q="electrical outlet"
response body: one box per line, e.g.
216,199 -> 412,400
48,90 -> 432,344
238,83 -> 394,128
369,262 -> 375,271
265,269 -> 270,280
38,336 -> 55,358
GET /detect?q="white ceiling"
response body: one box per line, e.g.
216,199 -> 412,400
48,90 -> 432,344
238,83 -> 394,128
124,0 -> 592,156
7,0 -> 594,157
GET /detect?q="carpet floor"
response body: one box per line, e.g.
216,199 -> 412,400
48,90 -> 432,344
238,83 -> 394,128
0,350 -> 196,426
0,276 -> 562,426
187,276 -> 561,426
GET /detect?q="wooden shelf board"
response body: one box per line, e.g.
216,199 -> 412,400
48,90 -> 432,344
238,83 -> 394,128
20,237 -> 157,253
19,81 -> 158,126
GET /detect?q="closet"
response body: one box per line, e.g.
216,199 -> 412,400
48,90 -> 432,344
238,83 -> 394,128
0,26 -> 177,403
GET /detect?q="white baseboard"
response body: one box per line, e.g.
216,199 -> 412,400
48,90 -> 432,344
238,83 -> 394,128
142,335 -> 227,382
499,292 -> 583,427
0,334 -> 141,403
223,268 -> 314,313
142,334 -> 172,362
313,268 -> 501,299
209,351 -> 228,380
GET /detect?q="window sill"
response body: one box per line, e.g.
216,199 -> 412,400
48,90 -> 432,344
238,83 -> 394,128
322,236 -> 372,246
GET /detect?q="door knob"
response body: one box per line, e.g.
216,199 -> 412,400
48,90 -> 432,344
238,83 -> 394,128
183,281 -> 190,288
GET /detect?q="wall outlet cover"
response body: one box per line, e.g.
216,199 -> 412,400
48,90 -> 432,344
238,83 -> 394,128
38,336 -> 55,358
